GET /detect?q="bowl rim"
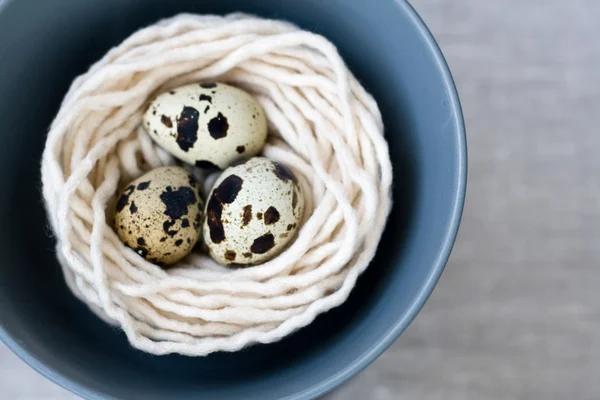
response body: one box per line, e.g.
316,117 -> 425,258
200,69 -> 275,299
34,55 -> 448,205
296,1 -> 468,397
0,0 -> 467,399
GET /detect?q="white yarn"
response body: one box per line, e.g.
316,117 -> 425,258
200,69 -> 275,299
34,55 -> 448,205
41,13 -> 392,356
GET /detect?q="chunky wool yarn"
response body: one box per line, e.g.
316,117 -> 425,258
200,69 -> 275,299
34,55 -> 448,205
41,13 -> 392,356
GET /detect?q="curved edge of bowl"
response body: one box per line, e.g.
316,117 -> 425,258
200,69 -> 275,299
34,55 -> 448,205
0,331 -> 119,400
0,0 -> 117,397
0,0 -> 467,399
287,1 -> 468,399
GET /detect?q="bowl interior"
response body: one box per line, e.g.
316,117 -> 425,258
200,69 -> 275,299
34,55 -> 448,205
0,0 -> 465,399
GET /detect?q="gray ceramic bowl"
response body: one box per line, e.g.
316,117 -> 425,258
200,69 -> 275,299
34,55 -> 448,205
0,0 -> 466,399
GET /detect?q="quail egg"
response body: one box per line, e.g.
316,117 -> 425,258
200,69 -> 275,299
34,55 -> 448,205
143,82 -> 267,170
113,166 -> 204,265
203,157 -> 304,266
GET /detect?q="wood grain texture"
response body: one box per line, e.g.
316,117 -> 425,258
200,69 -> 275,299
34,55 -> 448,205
2,0 -> 600,398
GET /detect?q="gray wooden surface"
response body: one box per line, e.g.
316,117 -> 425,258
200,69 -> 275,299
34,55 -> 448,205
2,0 -> 600,398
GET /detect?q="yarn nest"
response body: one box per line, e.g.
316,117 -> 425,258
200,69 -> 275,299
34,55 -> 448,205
41,13 -> 393,356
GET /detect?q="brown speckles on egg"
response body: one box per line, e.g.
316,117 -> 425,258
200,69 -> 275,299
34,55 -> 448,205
200,82 -> 217,88
199,94 -> 212,103
129,201 -> 138,214
215,175 -> 244,203
224,250 -> 236,261
251,233 -> 275,254
161,115 -> 173,128
116,185 -> 135,212
273,162 -> 298,183
264,206 -> 280,225
137,181 -> 151,190
160,186 -> 197,221
116,194 -> 129,212
242,205 -> 252,226
137,237 -> 146,246
292,190 -> 299,209
205,208 -> 222,239
175,239 -> 184,247
287,223 -> 297,231
169,90 -> 176,95
207,112 -> 229,139
243,252 -> 252,258
236,145 -> 245,154
206,174 -> 243,244
163,220 -> 178,237
181,218 -> 190,228
176,106 -> 199,152
257,212 -> 263,220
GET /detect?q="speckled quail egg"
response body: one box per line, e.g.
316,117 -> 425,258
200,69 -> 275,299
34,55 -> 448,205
113,166 -> 204,266
143,82 -> 267,170
203,157 -> 304,266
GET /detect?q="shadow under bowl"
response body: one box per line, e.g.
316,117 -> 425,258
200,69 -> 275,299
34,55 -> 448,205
0,0 -> 466,399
